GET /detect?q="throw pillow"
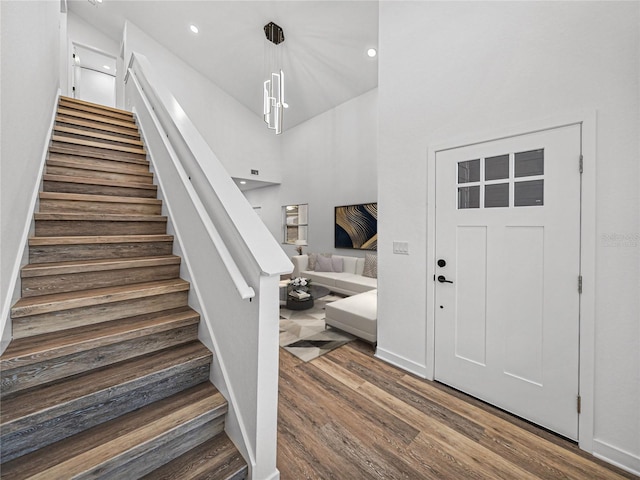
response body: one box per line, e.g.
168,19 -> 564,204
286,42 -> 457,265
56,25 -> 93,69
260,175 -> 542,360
308,253 -> 318,271
315,255 -> 334,272
331,256 -> 344,273
363,253 -> 377,278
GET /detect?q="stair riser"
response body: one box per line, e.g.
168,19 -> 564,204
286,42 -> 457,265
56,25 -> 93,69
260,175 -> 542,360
106,418 -> 225,480
0,361 -> 211,463
1,324 -> 199,397
39,198 -> 162,215
46,164 -> 154,185
51,142 -> 147,163
21,264 -> 180,298
43,179 -> 157,198
29,240 -> 174,264
56,118 -> 141,140
48,150 -> 149,170
12,291 -> 188,338
35,219 -> 167,236
58,100 -> 134,121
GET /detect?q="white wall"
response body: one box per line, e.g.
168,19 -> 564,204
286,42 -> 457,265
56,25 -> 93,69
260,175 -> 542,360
377,1 -> 639,472
0,0 -> 61,352
123,21 -> 282,185
244,89 -> 378,258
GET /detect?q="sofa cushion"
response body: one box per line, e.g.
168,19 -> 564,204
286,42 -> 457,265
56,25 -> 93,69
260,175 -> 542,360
335,274 -> 377,294
303,270 -> 342,287
325,290 -> 377,343
315,255 -> 333,272
341,256 -> 358,274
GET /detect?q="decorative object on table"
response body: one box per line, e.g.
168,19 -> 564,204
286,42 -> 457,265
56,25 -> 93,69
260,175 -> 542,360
280,294 -> 355,362
335,203 -> 377,250
286,277 -> 313,310
294,239 -> 306,255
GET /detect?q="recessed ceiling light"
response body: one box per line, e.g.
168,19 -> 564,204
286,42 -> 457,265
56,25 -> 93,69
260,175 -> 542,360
367,48 -> 377,58
103,65 -> 110,70
240,181 -> 247,185
190,24 -> 199,34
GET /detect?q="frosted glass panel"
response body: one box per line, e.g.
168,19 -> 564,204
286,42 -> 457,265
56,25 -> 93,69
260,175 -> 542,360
458,159 -> 480,183
515,149 -> 544,177
485,183 -> 509,208
458,186 -> 480,209
485,154 -> 509,181
515,180 -> 544,207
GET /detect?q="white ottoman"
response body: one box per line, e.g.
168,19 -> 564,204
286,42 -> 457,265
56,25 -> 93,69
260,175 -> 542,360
325,289 -> 377,343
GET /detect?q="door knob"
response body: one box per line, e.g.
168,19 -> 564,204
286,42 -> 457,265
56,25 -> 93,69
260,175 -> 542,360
437,275 -> 453,284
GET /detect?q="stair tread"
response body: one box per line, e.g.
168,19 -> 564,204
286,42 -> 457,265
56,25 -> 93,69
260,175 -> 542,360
143,432 -> 248,480
56,107 -> 138,130
11,278 -> 190,318
1,341 -> 211,424
34,212 -> 166,221
39,191 -> 161,205
29,234 -> 173,245
21,254 -> 180,277
54,125 -> 144,147
0,306 -> 198,370
59,96 -> 134,118
49,145 -> 150,165
56,114 -> 141,137
52,135 -> 147,155
57,100 -> 134,123
0,383 -> 224,480
46,157 -> 153,177
43,173 -> 156,190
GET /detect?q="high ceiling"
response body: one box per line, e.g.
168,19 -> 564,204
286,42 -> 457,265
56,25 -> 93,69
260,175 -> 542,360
67,0 -> 379,131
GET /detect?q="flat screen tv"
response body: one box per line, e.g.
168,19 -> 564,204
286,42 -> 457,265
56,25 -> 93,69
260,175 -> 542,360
334,203 -> 377,250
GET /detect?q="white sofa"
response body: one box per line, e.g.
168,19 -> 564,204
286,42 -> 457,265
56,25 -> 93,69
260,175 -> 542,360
325,289 -> 377,343
291,254 -> 377,296
291,254 -> 377,343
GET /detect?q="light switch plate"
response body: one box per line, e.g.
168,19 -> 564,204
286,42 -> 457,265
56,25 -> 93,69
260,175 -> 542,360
393,241 -> 409,255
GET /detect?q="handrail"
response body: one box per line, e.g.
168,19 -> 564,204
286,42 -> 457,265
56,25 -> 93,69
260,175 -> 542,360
128,71 -> 255,300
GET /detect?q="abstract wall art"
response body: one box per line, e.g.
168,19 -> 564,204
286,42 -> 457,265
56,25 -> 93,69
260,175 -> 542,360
335,203 -> 377,250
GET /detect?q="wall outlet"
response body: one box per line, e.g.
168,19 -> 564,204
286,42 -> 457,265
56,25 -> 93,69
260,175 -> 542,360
393,241 -> 409,255
251,169 -> 259,175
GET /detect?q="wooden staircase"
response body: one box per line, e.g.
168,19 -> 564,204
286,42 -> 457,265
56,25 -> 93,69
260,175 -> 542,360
0,96 -> 248,479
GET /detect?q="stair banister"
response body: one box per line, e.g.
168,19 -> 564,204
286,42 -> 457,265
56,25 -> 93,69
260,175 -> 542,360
125,52 -> 290,480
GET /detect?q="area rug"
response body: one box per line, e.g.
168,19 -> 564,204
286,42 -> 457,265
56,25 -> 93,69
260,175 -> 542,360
279,294 -> 355,362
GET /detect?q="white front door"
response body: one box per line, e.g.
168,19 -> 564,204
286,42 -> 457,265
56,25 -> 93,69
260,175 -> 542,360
434,124 -> 582,440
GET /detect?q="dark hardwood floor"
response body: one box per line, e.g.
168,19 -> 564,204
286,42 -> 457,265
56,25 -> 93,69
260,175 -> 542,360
277,341 -> 638,480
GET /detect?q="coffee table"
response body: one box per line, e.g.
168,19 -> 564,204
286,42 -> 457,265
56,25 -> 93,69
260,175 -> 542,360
285,285 -> 331,311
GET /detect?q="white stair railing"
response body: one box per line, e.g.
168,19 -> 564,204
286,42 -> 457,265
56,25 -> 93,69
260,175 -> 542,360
125,52 -> 291,480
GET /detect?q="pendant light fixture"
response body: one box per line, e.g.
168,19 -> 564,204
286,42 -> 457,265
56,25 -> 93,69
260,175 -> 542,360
263,22 -> 286,134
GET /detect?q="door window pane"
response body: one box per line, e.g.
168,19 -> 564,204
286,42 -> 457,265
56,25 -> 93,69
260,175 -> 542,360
515,149 -> 544,177
485,154 -> 509,181
485,183 -> 509,208
515,180 -> 544,206
458,159 -> 480,183
458,186 -> 480,209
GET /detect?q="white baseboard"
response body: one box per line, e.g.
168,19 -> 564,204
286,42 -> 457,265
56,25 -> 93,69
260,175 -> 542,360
593,439 -> 640,476
375,347 -> 428,378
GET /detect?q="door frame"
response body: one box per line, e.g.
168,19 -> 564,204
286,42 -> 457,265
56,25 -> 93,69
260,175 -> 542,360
425,110 -> 596,452
68,41 -> 117,104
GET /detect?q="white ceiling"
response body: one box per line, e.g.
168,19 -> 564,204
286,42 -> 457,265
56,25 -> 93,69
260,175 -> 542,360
68,0 -> 379,131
